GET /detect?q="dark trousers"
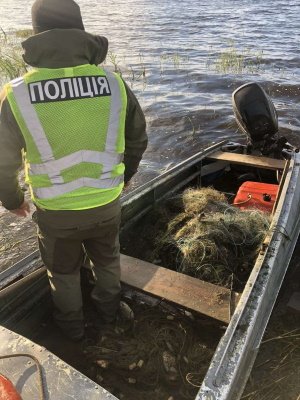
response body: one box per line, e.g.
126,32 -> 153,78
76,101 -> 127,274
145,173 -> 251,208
36,198 -> 121,324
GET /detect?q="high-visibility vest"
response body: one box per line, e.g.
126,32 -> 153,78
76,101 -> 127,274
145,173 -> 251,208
5,64 -> 127,210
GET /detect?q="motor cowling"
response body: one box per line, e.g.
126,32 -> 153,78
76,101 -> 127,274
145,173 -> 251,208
231,82 -> 293,158
232,82 -> 278,144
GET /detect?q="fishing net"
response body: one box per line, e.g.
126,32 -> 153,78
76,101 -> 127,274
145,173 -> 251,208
84,300 -> 219,400
152,187 -> 271,289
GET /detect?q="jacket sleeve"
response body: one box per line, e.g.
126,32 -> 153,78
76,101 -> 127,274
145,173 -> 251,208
123,81 -> 147,183
0,90 -> 26,210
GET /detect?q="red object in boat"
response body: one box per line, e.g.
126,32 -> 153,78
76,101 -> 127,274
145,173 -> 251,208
233,181 -> 279,213
0,374 -> 22,400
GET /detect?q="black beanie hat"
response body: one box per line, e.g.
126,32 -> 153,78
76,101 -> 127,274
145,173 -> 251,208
31,0 -> 85,34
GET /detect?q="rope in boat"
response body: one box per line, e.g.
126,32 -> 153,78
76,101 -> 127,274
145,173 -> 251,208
84,301 -> 218,400
0,353 -> 45,400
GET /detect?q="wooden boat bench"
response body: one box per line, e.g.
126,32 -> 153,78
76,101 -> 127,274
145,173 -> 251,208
120,254 -> 240,324
208,151 -> 286,170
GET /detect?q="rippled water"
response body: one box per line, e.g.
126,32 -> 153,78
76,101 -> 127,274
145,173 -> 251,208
0,0 -> 299,182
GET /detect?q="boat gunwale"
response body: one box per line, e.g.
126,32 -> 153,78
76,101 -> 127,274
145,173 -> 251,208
198,151 -> 300,400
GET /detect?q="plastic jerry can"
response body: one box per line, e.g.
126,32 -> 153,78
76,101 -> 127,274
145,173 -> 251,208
233,181 -> 279,213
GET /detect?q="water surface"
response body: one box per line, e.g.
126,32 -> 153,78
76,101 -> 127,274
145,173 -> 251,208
0,0 -> 299,181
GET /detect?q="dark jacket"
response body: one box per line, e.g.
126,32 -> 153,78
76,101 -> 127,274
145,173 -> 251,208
0,29 -> 147,211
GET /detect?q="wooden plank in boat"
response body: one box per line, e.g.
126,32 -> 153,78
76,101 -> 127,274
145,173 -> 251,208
120,254 -> 240,324
208,151 -> 286,170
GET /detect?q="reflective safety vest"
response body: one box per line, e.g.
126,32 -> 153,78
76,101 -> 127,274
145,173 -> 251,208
5,64 -> 127,210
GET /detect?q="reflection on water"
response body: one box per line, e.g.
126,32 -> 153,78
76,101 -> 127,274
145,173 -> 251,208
0,0 -> 299,183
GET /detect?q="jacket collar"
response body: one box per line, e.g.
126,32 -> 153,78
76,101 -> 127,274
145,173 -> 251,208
22,29 -> 108,68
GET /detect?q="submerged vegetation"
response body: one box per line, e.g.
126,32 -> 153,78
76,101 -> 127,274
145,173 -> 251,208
209,40 -> 264,74
105,43 -> 265,90
14,28 -> 33,38
0,28 -> 29,82
0,30 -> 265,91
242,312 -> 300,400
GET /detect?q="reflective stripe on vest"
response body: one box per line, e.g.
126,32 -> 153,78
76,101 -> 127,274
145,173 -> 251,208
11,70 -> 124,198
35,176 -> 123,198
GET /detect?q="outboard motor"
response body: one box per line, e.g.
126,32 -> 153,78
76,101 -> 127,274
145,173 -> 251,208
232,82 -> 295,158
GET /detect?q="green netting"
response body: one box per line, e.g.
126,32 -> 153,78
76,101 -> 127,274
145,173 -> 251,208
152,187 -> 271,289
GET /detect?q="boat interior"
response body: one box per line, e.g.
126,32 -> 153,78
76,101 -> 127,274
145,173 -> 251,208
0,144 -> 291,400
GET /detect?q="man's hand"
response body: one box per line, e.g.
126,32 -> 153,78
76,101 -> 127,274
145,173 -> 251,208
9,201 -> 30,217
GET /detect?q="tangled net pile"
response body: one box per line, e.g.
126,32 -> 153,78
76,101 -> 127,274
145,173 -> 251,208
85,302 -> 217,400
153,187 -> 270,289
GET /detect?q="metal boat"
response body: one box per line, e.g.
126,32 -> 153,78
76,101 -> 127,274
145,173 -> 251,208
1,83 -> 299,400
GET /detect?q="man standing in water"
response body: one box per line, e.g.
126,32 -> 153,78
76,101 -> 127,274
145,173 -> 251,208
0,0 -> 147,340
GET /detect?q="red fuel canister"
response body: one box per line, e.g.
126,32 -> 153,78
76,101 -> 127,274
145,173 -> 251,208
0,374 -> 22,400
233,181 -> 279,213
